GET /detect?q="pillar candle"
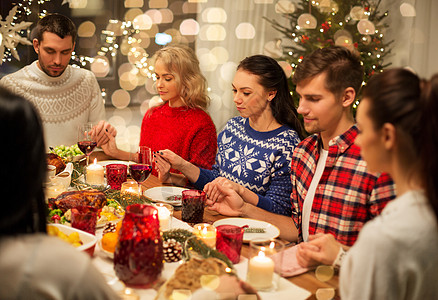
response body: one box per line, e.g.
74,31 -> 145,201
86,158 -> 105,185
247,251 -> 275,290
156,204 -> 172,231
193,223 -> 216,249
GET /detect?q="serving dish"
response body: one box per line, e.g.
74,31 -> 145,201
47,223 -> 97,256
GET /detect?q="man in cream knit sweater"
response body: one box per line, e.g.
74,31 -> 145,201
0,14 -> 116,148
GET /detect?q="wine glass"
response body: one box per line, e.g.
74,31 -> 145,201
77,123 -> 97,166
129,146 -> 152,194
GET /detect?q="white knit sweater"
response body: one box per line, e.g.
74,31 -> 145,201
0,61 -> 106,148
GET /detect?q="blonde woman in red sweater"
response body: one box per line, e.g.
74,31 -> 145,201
101,45 -> 217,177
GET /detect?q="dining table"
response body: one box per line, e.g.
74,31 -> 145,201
90,152 -> 340,300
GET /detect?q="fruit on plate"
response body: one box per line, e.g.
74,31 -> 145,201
101,221 -> 122,253
47,225 -> 83,247
47,153 -> 66,175
48,190 -> 106,212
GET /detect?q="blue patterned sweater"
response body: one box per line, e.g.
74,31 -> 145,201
194,117 -> 301,216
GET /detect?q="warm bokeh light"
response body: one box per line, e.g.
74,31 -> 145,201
149,0 -> 168,8
400,3 -> 416,17
91,55 -> 110,77
357,19 -> 375,35
112,89 -> 131,109
210,47 -> 229,64
275,0 -> 295,13
146,9 -> 163,24
200,24 -> 226,41
180,19 -> 200,35
133,14 -> 153,30
278,61 -> 292,78
235,23 -> 255,39
264,40 -> 283,58
220,61 -> 237,82
77,21 -> 96,37
125,8 -> 143,22
202,7 -> 227,23
297,13 -> 317,29
199,51 -> 218,72
159,9 -> 174,23
124,0 -> 144,8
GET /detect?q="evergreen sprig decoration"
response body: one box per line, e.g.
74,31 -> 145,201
265,0 -> 393,110
162,229 -> 234,268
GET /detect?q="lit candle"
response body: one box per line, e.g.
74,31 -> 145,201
247,251 -> 275,290
193,223 -> 216,249
121,180 -> 140,195
45,183 -> 66,200
86,158 -> 105,185
155,204 -> 173,231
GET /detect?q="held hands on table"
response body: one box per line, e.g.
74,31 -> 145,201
90,120 -> 117,147
154,150 -> 246,216
296,233 -> 343,268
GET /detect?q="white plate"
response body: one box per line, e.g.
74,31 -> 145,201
213,218 -> 280,242
143,186 -> 188,206
97,160 -> 136,167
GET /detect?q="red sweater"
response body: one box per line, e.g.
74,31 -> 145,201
140,102 -> 217,176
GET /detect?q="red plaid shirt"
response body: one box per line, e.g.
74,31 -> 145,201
291,125 -> 395,246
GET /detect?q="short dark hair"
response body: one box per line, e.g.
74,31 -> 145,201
0,87 -> 47,235
293,46 -> 364,99
237,55 -> 305,140
34,13 -> 77,43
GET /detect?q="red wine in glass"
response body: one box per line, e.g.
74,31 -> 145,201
77,141 -> 97,156
129,164 -> 152,183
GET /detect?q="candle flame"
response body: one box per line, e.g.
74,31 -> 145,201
93,158 -> 97,165
258,250 -> 266,257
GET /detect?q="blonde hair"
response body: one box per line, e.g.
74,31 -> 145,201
154,45 -> 209,110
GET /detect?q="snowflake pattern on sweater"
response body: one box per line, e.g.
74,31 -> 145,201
195,116 -> 301,216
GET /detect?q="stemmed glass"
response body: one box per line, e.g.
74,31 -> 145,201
77,123 -> 97,166
129,146 -> 152,195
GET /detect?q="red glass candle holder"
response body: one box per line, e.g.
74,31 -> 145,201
181,189 -> 206,224
71,206 -> 97,235
114,204 -> 163,288
215,224 -> 245,264
106,164 -> 128,190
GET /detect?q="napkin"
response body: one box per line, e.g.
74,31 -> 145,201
272,245 -> 310,277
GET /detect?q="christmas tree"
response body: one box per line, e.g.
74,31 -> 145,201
266,0 -> 393,109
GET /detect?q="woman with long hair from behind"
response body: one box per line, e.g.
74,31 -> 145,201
0,87 -> 119,299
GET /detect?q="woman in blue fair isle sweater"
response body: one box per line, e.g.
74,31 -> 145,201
155,55 -> 305,216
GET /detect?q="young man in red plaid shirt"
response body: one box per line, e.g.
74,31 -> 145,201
205,46 -> 395,247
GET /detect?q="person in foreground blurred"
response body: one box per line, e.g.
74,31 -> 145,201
102,45 -> 217,178
155,55 -> 304,216
297,68 -> 438,299
0,13 -> 116,148
0,87 -> 119,299
204,47 -> 395,243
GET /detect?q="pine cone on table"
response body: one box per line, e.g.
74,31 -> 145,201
163,238 -> 183,262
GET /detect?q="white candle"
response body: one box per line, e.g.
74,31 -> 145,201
45,183 -> 66,200
247,251 -> 275,290
86,158 -> 104,185
193,223 -> 216,249
156,206 -> 171,231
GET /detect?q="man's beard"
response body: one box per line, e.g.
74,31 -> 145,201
38,57 -> 67,77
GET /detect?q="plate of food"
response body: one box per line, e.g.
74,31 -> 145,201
47,190 -> 124,228
143,186 -> 188,206
213,218 -> 280,242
